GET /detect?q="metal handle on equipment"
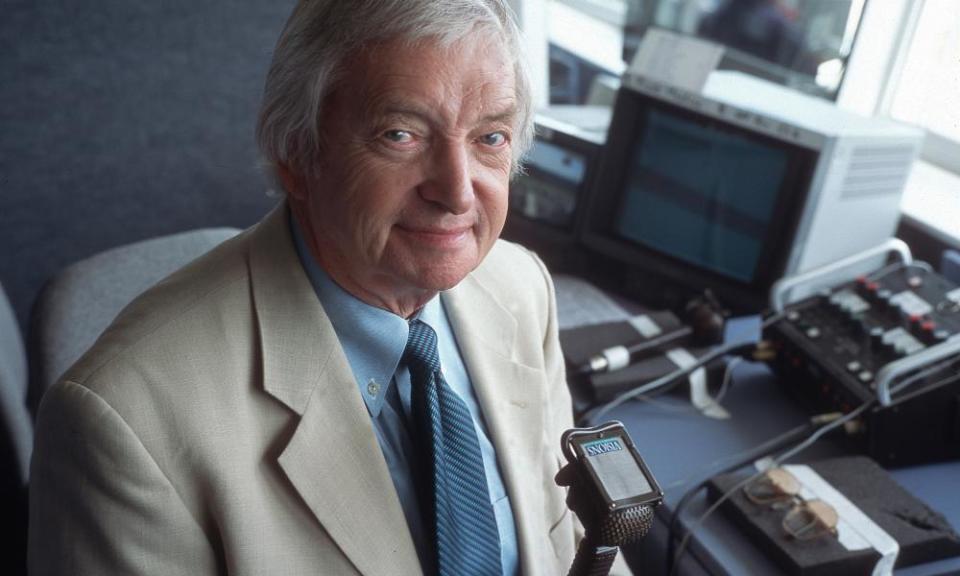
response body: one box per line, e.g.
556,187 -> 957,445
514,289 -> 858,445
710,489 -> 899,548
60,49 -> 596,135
874,335 -> 960,406
769,239 -> 912,313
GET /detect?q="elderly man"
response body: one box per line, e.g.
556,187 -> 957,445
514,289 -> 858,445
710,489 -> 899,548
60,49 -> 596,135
29,1 -> 608,575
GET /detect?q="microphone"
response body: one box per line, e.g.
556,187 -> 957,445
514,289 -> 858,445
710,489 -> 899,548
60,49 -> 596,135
577,294 -> 726,375
577,326 -> 692,374
558,422 -> 663,576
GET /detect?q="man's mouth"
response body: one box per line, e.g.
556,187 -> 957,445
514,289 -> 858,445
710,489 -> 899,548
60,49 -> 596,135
396,224 -> 473,247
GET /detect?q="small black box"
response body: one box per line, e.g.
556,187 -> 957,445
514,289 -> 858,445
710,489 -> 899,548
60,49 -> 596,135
706,456 -> 960,575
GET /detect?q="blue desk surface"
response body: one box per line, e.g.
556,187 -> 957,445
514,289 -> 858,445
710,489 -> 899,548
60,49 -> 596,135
606,360 -> 960,576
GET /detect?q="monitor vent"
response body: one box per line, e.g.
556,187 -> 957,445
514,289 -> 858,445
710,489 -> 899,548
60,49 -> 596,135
840,145 -> 915,199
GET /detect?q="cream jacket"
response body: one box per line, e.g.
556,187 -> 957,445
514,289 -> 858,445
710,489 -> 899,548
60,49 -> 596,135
29,203 -> 583,575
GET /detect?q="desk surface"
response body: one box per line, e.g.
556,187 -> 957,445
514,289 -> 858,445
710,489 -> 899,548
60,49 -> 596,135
602,360 -> 960,575
553,274 -> 960,574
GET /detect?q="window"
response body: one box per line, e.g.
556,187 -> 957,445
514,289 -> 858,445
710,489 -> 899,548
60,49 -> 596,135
546,0 -> 625,104
545,0 -> 866,103
886,0 -> 960,174
879,0 -> 960,242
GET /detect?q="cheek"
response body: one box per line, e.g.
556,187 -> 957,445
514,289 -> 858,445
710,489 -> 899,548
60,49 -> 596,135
477,171 -> 511,237
321,151 -> 404,224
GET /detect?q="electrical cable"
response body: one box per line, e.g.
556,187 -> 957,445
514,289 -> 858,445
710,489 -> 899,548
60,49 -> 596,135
615,357 -> 743,417
711,357 -> 740,406
580,341 -> 757,426
666,400 -> 876,576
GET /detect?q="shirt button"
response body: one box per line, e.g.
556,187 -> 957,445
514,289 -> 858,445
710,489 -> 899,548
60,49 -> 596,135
367,379 -> 380,396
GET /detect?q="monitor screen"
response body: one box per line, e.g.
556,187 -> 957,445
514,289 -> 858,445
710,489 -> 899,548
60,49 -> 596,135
583,84 -> 817,310
615,108 -> 789,283
510,139 -> 588,229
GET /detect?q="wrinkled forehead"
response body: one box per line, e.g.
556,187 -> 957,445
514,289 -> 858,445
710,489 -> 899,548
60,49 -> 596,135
340,31 -> 518,126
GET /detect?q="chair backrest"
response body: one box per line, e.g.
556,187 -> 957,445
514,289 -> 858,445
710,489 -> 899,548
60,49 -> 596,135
1,282 -> 31,486
0,282 -> 31,576
29,227 -> 240,411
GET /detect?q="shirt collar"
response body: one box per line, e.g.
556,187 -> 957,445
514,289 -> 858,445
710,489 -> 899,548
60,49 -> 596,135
288,211 -> 441,417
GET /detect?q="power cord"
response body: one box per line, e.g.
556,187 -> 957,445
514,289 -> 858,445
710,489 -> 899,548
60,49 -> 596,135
579,340 -> 763,426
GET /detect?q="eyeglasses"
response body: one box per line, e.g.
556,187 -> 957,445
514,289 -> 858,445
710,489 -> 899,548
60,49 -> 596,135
744,468 -> 838,541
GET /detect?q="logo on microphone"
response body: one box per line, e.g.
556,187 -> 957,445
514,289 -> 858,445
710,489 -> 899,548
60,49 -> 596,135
584,438 -> 623,457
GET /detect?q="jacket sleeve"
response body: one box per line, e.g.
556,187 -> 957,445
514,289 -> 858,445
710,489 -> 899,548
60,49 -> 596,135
29,380 -> 219,575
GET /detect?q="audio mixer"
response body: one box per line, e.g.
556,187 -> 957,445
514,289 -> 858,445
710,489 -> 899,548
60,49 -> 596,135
764,262 -> 960,466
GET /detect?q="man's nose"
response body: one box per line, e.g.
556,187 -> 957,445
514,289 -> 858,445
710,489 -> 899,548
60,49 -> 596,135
420,141 -> 474,215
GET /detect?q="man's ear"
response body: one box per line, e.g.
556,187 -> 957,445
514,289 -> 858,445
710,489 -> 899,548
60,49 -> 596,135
278,164 -> 308,202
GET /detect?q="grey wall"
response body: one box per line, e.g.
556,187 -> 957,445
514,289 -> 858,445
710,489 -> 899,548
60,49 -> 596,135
1,0 -> 298,331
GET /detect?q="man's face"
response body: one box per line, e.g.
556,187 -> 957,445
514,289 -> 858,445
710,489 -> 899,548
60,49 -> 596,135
288,31 -> 517,315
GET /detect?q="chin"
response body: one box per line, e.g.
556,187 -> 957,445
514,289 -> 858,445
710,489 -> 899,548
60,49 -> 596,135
410,259 -> 479,292
416,270 -> 471,292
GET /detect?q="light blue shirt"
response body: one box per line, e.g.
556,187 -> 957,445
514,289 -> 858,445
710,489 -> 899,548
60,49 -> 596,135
290,217 -> 519,575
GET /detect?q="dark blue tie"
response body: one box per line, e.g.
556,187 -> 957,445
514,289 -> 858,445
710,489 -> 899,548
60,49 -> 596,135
403,320 -> 503,576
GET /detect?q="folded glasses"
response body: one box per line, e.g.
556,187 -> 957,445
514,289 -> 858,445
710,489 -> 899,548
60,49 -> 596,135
744,468 -> 839,541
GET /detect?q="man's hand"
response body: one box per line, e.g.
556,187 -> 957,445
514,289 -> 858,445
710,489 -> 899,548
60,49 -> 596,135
555,462 -> 602,531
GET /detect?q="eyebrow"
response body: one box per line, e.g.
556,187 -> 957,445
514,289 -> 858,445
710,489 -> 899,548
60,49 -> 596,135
374,104 -> 434,122
481,104 -> 519,125
367,99 -> 518,128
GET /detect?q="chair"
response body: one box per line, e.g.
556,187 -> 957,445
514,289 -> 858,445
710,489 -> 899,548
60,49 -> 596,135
0,282 -> 31,575
29,227 -> 240,411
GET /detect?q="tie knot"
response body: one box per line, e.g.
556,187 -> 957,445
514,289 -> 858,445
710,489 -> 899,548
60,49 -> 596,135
404,320 -> 441,374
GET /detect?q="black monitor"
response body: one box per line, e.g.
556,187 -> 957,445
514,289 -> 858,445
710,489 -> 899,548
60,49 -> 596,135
503,113 -> 605,271
581,77 -> 817,312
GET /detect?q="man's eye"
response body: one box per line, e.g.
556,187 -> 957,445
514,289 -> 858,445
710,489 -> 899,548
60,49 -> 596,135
480,131 -> 508,147
383,129 -> 413,143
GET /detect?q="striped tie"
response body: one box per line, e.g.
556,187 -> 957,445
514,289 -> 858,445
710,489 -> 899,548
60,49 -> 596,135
404,320 -> 503,576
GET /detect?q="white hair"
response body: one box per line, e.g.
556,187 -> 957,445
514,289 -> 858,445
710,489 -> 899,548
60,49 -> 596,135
256,0 -> 534,185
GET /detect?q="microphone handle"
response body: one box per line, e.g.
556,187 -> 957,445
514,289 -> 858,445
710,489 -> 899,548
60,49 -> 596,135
580,325 -> 694,374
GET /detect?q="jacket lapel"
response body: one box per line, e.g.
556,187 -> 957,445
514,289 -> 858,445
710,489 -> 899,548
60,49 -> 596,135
443,274 -> 548,576
247,204 -> 421,576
